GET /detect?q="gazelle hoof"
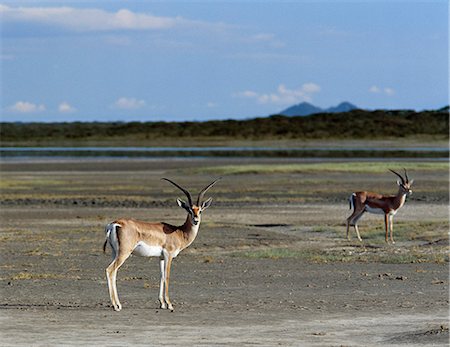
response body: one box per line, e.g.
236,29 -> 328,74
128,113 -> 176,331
113,303 -> 122,311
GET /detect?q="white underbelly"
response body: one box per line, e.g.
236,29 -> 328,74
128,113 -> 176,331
364,205 -> 385,215
133,241 -> 163,257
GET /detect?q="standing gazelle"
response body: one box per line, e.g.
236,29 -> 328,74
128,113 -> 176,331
103,177 -> 220,311
346,169 -> 413,243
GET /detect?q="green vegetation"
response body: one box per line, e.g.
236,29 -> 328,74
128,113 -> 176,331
1,109 -> 448,146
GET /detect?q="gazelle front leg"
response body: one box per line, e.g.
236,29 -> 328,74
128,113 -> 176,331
384,214 -> 389,243
389,214 -> 395,244
159,254 -> 174,311
164,253 -> 174,311
159,257 -> 167,309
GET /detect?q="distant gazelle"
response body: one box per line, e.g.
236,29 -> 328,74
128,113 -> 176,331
346,169 -> 413,243
103,177 -> 220,311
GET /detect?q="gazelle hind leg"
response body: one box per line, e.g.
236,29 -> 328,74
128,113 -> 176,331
347,211 -> 364,242
106,253 -> 131,311
346,213 -> 359,240
354,223 -> 363,242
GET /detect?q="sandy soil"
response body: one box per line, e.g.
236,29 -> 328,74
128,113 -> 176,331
0,158 -> 448,346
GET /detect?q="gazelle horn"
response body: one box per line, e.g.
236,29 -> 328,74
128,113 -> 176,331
403,168 -> 409,183
162,178 -> 193,206
389,169 -> 405,184
197,177 -> 222,206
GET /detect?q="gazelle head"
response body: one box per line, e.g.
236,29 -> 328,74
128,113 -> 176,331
389,168 -> 414,196
162,178 -> 221,226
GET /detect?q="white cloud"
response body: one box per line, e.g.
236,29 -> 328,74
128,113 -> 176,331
113,97 -> 146,110
369,86 -> 381,93
369,85 -> 395,96
58,102 -> 76,113
301,83 -> 321,94
384,87 -> 395,96
236,90 -> 259,98
9,101 -> 46,113
0,5 -> 184,32
251,33 -> 276,42
235,83 -> 321,105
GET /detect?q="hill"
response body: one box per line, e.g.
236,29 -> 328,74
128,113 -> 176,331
280,101 -> 358,116
0,109 -> 448,146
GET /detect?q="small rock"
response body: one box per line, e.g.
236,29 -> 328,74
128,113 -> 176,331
396,276 -> 407,281
431,279 -> 445,285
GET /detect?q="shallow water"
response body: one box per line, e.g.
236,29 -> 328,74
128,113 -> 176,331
1,146 -> 448,159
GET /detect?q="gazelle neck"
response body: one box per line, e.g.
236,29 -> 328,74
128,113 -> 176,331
182,214 -> 200,237
395,187 -> 407,208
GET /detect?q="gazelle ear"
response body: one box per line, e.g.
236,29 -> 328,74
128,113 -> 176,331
397,180 -> 402,186
409,179 -> 414,185
177,198 -> 190,211
201,197 -> 213,210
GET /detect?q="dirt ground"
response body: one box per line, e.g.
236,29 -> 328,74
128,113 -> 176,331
0,158 -> 448,346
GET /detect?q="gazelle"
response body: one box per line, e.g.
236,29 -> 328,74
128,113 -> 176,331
103,177 -> 220,312
346,169 -> 413,243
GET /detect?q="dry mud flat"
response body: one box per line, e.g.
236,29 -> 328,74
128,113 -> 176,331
0,158 -> 448,346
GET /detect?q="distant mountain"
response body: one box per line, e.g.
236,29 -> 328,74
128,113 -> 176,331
279,101 -> 358,116
325,102 -> 358,113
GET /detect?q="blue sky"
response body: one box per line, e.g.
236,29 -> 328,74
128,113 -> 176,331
1,1 -> 448,122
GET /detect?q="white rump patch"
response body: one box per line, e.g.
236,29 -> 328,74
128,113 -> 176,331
364,205 -> 385,215
133,241 -> 163,257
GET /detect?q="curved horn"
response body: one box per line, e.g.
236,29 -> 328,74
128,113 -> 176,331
389,169 -> 405,184
162,178 -> 193,206
403,168 -> 409,183
197,177 -> 222,206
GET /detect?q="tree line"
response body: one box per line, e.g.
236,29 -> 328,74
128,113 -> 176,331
1,109 -> 448,144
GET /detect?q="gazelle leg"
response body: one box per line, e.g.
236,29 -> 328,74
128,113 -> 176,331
159,257 -> 166,309
384,214 -> 389,243
106,252 -> 131,311
164,254 -> 174,311
389,215 -> 395,244
351,211 -> 364,242
347,210 -> 363,241
354,223 -> 363,242
346,220 -> 351,240
346,214 -> 357,240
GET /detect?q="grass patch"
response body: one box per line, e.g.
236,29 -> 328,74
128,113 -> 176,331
10,272 -> 80,280
350,220 -> 449,243
233,246 -> 449,264
188,162 -> 449,176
